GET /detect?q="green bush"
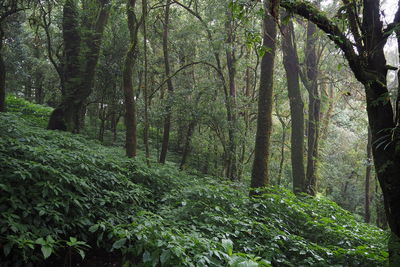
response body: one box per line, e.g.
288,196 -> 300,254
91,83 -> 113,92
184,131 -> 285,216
0,113 -> 149,265
5,95 -> 53,128
0,99 -> 389,266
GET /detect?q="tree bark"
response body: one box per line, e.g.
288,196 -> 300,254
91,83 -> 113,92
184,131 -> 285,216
159,0 -> 174,163
123,0 -> 140,158
365,127 -> 372,223
250,0 -> 278,193
225,7 -> 238,181
281,19 -> 306,194
48,0 -> 110,132
304,20 -> 320,196
279,0 -> 400,263
142,0 -> 150,165
179,120 -> 196,170
0,43 -> 5,112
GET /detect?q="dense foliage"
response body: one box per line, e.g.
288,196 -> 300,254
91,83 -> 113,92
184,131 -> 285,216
0,100 -> 388,266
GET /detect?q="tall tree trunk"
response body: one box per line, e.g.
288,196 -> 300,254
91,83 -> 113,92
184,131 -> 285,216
250,0 -> 278,193
365,127 -> 372,223
0,47 -> 5,112
239,57 -> 252,180
282,19 -> 306,194
304,20 -> 320,196
279,0 -> 400,264
123,0 -> 139,158
48,0 -> 110,132
159,0 -> 174,163
142,0 -> 150,165
225,7 -> 238,181
0,25 -> 6,111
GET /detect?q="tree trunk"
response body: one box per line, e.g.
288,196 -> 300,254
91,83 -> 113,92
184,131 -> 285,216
279,0 -> 400,263
320,83 -> 334,143
159,0 -> 174,164
277,119 -> 286,186
142,0 -> 150,165
34,72 -> 44,104
48,0 -> 110,132
304,20 -> 320,196
0,47 -> 5,112
98,104 -> 106,143
281,19 -> 306,194
123,0 -> 139,158
0,25 -> 6,111
179,120 -> 196,170
24,81 -> 32,101
365,127 -> 372,223
250,0 -> 278,193
225,8 -> 238,181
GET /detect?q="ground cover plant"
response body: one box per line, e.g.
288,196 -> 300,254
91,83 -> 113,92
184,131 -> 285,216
0,99 -> 389,266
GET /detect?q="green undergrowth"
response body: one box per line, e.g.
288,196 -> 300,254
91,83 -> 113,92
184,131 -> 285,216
0,99 -> 389,266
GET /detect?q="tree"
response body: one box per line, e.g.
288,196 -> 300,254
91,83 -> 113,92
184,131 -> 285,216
250,0 -> 279,192
280,0 -> 400,262
281,17 -> 306,193
303,19 -> 320,196
365,126 -> 372,223
123,0 -> 141,158
0,0 -> 31,112
47,0 -> 110,132
159,0 -> 174,163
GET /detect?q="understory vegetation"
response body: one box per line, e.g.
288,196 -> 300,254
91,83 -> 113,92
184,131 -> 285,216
0,98 -> 388,266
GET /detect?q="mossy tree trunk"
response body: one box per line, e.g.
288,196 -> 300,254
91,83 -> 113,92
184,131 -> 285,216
281,19 -> 306,194
0,32 -> 5,112
225,7 -> 238,181
250,0 -> 279,193
304,20 -> 320,196
365,127 -> 372,223
48,0 -> 110,133
159,0 -> 174,164
123,0 -> 140,158
280,0 -> 400,263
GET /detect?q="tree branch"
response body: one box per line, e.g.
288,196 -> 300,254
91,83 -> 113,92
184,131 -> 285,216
280,0 -> 363,81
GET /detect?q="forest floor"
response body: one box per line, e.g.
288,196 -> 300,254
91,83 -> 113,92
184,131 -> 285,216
0,97 -> 389,266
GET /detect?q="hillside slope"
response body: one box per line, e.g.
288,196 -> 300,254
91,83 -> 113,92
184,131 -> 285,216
0,98 -> 388,266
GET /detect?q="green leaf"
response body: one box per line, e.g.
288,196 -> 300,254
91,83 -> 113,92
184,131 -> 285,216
41,245 -> 52,259
160,249 -> 171,264
143,251 -> 151,262
35,238 -> 46,246
222,239 -> 233,256
112,238 -> 127,250
89,224 -> 99,233
3,242 -> 12,256
78,249 -> 85,259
